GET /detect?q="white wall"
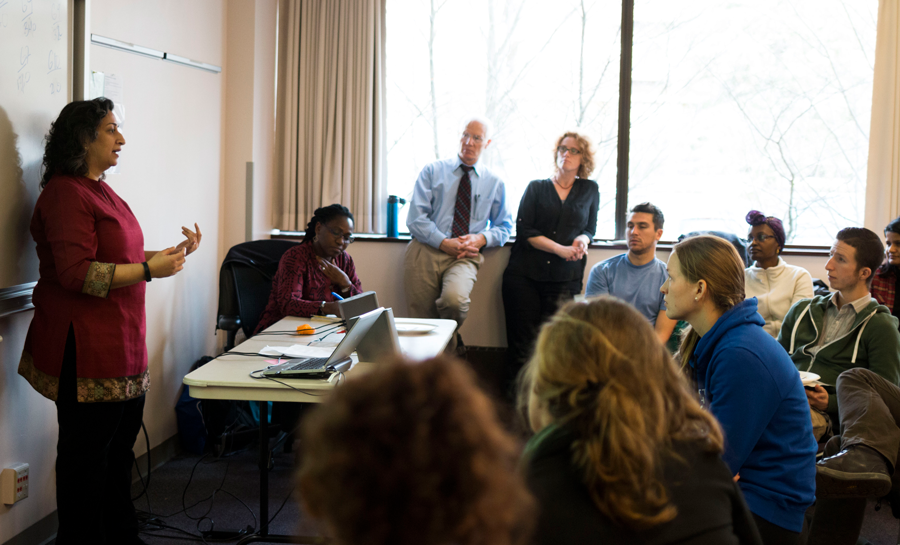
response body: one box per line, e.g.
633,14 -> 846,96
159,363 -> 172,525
0,1 -> 228,542
346,240 -> 830,347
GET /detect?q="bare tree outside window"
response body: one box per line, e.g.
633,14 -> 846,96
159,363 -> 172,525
629,0 -> 876,244
386,0 -> 621,238
385,0 -> 876,244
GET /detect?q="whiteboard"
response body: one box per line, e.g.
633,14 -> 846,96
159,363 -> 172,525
0,0 -> 71,290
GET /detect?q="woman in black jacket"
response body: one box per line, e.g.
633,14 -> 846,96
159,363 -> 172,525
520,297 -> 762,545
502,131 -> 599,394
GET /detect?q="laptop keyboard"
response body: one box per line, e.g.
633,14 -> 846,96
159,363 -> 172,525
286,357 -> 329,371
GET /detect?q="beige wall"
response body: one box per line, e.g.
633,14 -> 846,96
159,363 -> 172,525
347,240 -> 830,347
0,0 -> 238,541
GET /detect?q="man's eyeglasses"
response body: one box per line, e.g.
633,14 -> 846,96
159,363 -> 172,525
746,233 -> 776,244
461,132 -> 484,144
325,225 -> 355,244
557,146 -> 582,156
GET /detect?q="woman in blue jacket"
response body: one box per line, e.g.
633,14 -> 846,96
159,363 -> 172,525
660,235 -> 816,545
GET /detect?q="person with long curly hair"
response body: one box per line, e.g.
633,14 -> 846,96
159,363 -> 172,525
297,356 -> 534,545
663,235 -> 816,544
254,204 -> 362,332
743,210 -> 813,337
18,98 -> 201,544
520,296 -> 762,544
501,131 -> 600,392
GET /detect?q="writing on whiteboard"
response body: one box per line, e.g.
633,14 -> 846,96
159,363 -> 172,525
47,50 -> 60,74
21,0 -> 34,37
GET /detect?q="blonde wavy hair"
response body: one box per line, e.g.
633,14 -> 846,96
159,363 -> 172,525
553,131 -> 595,178
520,297 -> 724,530
672,235 -> 746,372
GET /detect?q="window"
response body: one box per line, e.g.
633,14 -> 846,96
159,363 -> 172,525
386,0 -> 877,245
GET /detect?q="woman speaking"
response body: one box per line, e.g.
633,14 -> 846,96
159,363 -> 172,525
17,98 -> 201,545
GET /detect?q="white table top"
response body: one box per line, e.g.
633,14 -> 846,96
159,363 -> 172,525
183,315 -> 456,403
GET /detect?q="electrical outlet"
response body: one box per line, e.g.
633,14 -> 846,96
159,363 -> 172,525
1,463 -> 29,505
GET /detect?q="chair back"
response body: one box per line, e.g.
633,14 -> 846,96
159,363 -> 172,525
217,239 -> 301,346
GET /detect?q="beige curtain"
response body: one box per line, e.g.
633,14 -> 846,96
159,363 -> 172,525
865,0 -> 900,231
275,0 -> 387,233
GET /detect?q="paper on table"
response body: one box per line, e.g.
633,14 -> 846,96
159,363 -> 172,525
260,345 -> 334,358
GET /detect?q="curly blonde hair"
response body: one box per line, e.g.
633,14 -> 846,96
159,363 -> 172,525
520,297 -> 724,530
554,131 -> 595,178
298,356 -> 535,545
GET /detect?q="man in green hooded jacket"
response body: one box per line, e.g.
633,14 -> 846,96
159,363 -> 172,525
779,227 -> 900,422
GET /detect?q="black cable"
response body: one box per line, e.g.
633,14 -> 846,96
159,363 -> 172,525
267,489 -> 294,525
247,370 -> 331,396
131,422 -> 152,504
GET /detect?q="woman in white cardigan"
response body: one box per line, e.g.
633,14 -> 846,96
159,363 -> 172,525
744,210 -> 814,338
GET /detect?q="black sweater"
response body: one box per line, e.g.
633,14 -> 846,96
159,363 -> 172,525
524,425 -> 763,545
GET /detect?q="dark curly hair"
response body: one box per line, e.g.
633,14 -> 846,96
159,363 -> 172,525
41,97 -> 115,189
745,210 -> 786,250
298,356 -> 535,545
303,204 -> 354,243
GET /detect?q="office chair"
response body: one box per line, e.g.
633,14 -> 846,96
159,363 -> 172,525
215,239 -> 301,464
217,239 -> 300,350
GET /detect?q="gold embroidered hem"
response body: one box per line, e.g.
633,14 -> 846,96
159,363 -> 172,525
18,351 -> 59,401
18,350 -> 150,402
82,261 -> 115,298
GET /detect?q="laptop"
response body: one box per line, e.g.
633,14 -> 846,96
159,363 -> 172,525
337,291 -> 379,320
354,307 -> 401,363
262,307 -> 385,377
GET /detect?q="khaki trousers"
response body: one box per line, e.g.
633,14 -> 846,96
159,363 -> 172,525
404,239 -> 483,336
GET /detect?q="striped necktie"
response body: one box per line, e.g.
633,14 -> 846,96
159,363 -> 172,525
450,165 -> 474,238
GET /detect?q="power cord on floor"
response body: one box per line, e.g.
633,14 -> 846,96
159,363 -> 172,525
129,420 -> 298,542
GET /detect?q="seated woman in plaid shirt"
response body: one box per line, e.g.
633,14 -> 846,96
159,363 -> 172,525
254,204 -> 362,333
871,216 -> 900,331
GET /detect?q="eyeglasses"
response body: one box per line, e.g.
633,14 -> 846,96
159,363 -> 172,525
325,225 -> 355,244
746,233 -> 776,244
557,146 -> 582,156
461,132 -> 484,144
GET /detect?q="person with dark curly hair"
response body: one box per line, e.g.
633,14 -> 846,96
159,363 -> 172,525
871,216 -> 900,329
254,204 -> 362,332
501,131 -> 600,392
17,98 -> 201,545
743,210 -> 813,337
521,297 -> 762,545
297,356 -> 535,545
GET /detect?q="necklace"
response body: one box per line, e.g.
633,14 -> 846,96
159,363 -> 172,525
552,176 -> 575,190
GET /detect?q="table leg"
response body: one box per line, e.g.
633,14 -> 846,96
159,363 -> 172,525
260,400 -> 269,536
234,402 -> 323,545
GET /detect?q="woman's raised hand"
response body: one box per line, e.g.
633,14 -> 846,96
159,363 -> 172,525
317,257 -> 352,291
148,246 -> 186,278
175,223 -> 202,256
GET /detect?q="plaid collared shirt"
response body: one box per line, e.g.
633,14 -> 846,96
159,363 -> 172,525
872,266 -> 897,312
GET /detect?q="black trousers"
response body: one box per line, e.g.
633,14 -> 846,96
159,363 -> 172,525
54,326 -> 146,545
753,513 -> 804,545
501,271 -> 581,393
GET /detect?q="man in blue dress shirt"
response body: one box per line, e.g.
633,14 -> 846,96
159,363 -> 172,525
404,116 -> 513,353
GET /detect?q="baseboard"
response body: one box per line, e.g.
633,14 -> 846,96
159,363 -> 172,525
2,434 -> 182,545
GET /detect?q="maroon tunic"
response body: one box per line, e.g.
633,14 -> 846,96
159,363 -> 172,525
19,175 -> 149,402
254,242 -> 362,333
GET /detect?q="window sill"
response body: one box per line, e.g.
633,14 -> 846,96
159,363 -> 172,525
270,230 -> 831,257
